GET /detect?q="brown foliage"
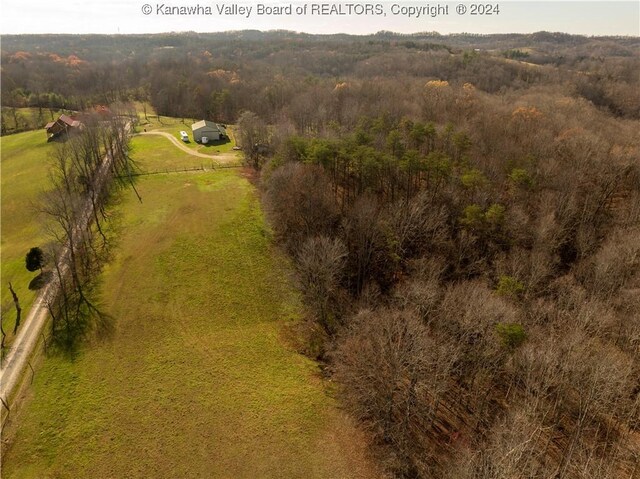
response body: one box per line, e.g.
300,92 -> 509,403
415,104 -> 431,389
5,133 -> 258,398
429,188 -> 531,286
295,236 -> 348,336
263,162 -> 339,253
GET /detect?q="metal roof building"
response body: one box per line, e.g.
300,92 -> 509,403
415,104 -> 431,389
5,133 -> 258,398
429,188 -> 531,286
191,120 -> 227,143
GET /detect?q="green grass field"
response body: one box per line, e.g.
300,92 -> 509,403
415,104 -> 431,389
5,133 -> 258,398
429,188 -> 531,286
0,129 -> 201,346
129,135 -> 222,172
0,130 -> 55,342
0,127 -> 233,346
2,137 -> 376,478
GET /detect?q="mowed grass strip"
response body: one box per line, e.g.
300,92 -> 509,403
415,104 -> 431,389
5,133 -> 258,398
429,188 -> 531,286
0,130 -> 54,341
2,170 -> 376,478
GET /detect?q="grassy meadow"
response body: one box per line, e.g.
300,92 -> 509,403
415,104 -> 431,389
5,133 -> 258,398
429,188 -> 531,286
2,135 -> 376,478
0,130 -> 55,342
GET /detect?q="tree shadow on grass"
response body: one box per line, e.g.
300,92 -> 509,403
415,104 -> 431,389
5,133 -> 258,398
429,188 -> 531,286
49,300 -> 115,360
28,271 -> 53,291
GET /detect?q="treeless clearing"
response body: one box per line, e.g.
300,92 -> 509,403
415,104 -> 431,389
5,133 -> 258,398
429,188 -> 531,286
2,170 -> 379,479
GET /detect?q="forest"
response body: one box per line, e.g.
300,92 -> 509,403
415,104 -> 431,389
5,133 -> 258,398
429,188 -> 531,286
2,31 -> 639,478
2,30 -> 639,130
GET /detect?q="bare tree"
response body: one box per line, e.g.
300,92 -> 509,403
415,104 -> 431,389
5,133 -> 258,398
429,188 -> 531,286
343,195 -> 387,296
264,162 -> 339,252
237,110 -> 269,169
296,236 -> 347,335
335,309 -> 431,473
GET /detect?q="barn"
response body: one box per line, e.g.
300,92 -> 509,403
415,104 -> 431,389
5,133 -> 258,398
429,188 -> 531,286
191,120 -> 227,143
44,114 -> 82,140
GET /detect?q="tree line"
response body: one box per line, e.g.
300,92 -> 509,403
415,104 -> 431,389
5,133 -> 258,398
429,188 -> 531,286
37,106 -> 137,351
2,31 -> 638,133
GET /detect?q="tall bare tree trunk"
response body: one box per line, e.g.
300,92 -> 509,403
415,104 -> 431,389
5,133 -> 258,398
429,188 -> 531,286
9,282 -> 22,335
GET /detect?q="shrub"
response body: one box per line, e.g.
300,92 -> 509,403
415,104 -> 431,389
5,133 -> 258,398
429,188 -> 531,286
508,167 -> 533,188
495,323 -> 527,350
460,204 -> 485,229
485,204 -> 506,226
25,246 -> 46,272
496,275 -> 525,299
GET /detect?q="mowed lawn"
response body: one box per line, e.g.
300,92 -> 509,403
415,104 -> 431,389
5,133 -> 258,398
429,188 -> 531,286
2,169 -> 376,478
0,130 -> 54,341
130,134 -> 223,172
138,115 -> 239,154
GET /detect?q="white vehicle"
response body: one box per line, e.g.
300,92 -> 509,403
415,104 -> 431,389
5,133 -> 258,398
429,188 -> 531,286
201,136 -> 209,144
180,131 -> 189,142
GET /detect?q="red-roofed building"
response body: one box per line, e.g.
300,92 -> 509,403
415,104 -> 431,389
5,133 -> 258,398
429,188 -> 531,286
45,114 -> 83,140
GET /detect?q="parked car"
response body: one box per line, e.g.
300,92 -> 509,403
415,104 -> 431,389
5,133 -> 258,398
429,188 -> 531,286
232,146 -> 241,150
180,131 -> 189,142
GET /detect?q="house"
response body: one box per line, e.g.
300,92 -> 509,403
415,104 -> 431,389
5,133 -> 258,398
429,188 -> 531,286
44,114 -> 82,140
191,120 -> 227,143
93,105 -> 112,117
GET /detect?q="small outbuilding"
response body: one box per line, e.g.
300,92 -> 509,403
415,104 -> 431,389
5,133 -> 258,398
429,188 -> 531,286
191,120 -> 227,143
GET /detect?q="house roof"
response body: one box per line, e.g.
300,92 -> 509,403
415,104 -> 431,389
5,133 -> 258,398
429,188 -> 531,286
192,119 -> 222,132
45,114 -> 83,134
58,114 -> 81,128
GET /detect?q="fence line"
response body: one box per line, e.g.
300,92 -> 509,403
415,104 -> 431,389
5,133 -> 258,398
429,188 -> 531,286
118,163 -> 243,178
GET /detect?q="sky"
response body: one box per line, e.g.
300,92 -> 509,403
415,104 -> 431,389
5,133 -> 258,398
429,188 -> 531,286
0,1 -> 638,36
